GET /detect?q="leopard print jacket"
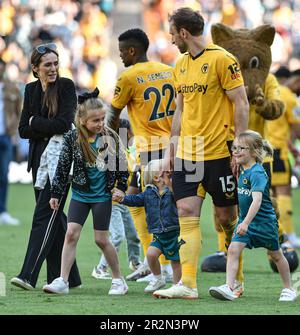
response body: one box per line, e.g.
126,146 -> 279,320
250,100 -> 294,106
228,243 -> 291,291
51,128 -> 129,198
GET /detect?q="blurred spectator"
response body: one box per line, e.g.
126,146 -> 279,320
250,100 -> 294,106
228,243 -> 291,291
2,0 -> 300,92
0,0 -> 15,41
3,0 -> 300,167
142,0 -> 300,67
0,0 -> 115,97
0,59 -> 22,225
0,0 -> 117,169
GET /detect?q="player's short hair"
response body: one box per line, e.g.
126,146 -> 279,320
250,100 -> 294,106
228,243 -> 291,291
168,7 -> 204,36
118,28 -> 149,53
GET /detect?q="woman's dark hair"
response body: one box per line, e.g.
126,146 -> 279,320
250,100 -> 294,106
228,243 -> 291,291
168,7 -> 205,36
31,47 -> 60,119
118,28 -> 149,53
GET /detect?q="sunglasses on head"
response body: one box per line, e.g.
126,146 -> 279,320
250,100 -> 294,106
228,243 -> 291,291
35,43 -> 57,54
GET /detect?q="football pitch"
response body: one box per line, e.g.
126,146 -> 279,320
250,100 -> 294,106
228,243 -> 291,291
0,183 -> 300,315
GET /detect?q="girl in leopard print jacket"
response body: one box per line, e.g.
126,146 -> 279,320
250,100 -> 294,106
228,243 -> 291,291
50,127 -> 129,200
45,89 -> 129,295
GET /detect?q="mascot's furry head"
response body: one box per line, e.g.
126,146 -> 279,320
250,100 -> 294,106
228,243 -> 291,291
211,24 -> 275,101
211,23 -> 284,122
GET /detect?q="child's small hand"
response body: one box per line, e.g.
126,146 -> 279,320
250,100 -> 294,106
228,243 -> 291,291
111,188 -> 125,202
236,222 -> 248,236
113,192 -> 125,202
49,198 -> 59,210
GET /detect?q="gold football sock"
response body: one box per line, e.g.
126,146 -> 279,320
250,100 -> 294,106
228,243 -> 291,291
222,218 -> 236,249
179,216 -> 202,289
159,254 -> 170,266
129,207 -> 152,258
213,211 -> 227,253
277,195 -> 293,234
217,231 -> 227,253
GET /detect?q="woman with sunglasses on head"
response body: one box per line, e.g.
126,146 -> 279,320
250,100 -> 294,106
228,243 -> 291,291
10,43 -> 81,291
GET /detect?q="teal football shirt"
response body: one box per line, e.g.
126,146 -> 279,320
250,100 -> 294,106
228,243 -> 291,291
72,135 -> 112,203
233,163 -> 279,250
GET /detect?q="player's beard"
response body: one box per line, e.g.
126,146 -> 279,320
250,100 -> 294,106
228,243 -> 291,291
178,41 -> 188,54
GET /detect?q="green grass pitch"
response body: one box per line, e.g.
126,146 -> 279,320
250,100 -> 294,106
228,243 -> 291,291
0,183 -> 299,315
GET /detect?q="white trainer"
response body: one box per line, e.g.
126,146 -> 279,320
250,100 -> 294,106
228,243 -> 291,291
43,277 -> 69,294
108,277 -> 128,295
136,273 -> 154,282
137,272 -> 174,283
10,277 -> 34,290
233,280 -> 244,297
129,261 -> 142,272
161,270 -> 174,283
144,277 -> 166,293
91,266 -> 112,280
0,212 -> 20,226
209,284 -> 237,301
287,233 -> 300,249
279,288 -> 297,301
126,263 -> 151,281
153,282 -> 198,299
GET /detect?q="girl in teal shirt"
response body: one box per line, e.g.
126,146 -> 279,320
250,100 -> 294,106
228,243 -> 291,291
209,130 -> 297,302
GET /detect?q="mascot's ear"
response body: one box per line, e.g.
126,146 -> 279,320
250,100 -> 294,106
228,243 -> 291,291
251,24 -> 275,46
211,23 -> 235,44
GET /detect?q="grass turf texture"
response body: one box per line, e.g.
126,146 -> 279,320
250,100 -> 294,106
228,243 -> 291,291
0,183 -> 300,315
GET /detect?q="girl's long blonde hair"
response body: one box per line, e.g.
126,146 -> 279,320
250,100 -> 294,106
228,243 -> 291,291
75,97 -> 121,164
237,130 -> 273,163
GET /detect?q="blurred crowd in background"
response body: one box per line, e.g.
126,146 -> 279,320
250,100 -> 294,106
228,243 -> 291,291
0,0 -> 116,98
144,0 -> 300,69
0,0 -> 116,163
1,0 -> 300,173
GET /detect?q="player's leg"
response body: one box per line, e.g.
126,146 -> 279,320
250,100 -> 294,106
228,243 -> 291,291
205,157 -> 244,291
127,172 -> 153,277
122,205 -> 141,269
272,154 -> 300,247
